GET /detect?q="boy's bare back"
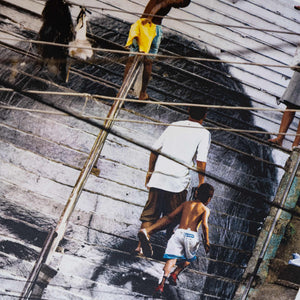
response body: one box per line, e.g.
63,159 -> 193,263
140,183 -> 213,256
178,201 -> 210,232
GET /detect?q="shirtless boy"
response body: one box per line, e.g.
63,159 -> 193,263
138,183 -> 214,295
124,0 -> 191,101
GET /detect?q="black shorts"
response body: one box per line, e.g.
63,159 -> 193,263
140,188 -> 187,224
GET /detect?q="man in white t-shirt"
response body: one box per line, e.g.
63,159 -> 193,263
135,106 -> 211,257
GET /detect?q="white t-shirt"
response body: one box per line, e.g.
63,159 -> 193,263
147,120 -> 211,192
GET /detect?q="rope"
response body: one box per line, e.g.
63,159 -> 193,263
0,48 -> 293,164
2,24 -> 292,121
0,35 -> 298,70
0,40 -> 294,159
0,35 -> 294,165
0,101 -> 287,170
2,79 -> 299,218
0,104 -> 299,139
0,103 -> 286,170
0,27 -> 293,105
0,0 -> 298,116
0,30 -> 294,113
0,233 -> 242,285
65,1 -> 300,36
1,87 -> 299,112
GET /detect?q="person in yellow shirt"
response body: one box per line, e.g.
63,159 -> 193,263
124,0 -> 191,101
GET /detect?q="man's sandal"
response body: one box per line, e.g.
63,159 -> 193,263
137,229 -> 153,257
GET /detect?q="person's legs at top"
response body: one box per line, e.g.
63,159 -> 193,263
268,105 -> 295,146
139,57 -> 152,100
123,56 -> 135,81
124,38 -> 139,80
293,120 -> 300,147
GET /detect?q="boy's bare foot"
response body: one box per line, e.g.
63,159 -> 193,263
268,137 -> 283,146
138,229 -> 153,257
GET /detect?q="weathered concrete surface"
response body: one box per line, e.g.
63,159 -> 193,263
234,149 -> 300,299
247,206 -> 300,300
248,284 -> 297,300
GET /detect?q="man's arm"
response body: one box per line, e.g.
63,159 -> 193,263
195,129 -> 210,186
143,0 -> 188,22
146,202 -> 185,235
145,151 -> 158,187
201,207 -> 210,253
196,160 -> 206,186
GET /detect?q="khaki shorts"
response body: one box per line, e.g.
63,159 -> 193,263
140,188 -> 187,224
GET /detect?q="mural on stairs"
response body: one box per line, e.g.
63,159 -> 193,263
0,9 -> 284,300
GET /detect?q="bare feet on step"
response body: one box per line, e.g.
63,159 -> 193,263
268,137 -> 283,146
139,92 -> 149,104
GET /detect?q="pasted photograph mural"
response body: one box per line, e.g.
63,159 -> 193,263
0,1 -> 300,300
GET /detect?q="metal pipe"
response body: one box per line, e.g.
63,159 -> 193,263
240,150 -> 300,300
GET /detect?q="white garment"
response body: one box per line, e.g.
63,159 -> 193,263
147,120 -> 211,192
69,10 -> 93,60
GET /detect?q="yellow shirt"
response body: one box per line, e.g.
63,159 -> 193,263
125,18 -> 157,53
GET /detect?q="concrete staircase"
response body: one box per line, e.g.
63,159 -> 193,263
0,1 -> 292,299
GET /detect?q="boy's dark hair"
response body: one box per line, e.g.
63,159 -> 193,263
194,183 -> 214,204
189,106 -> 208,121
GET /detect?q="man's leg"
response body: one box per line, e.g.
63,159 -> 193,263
135,188 -> 161,256
268,107 -> 295,146
123,56 -> 135,81
139,57 -> 153,100
165,190 -> 187,239
135,221 -> 153,254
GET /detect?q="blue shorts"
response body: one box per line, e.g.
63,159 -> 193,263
129,25 -> 163,60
